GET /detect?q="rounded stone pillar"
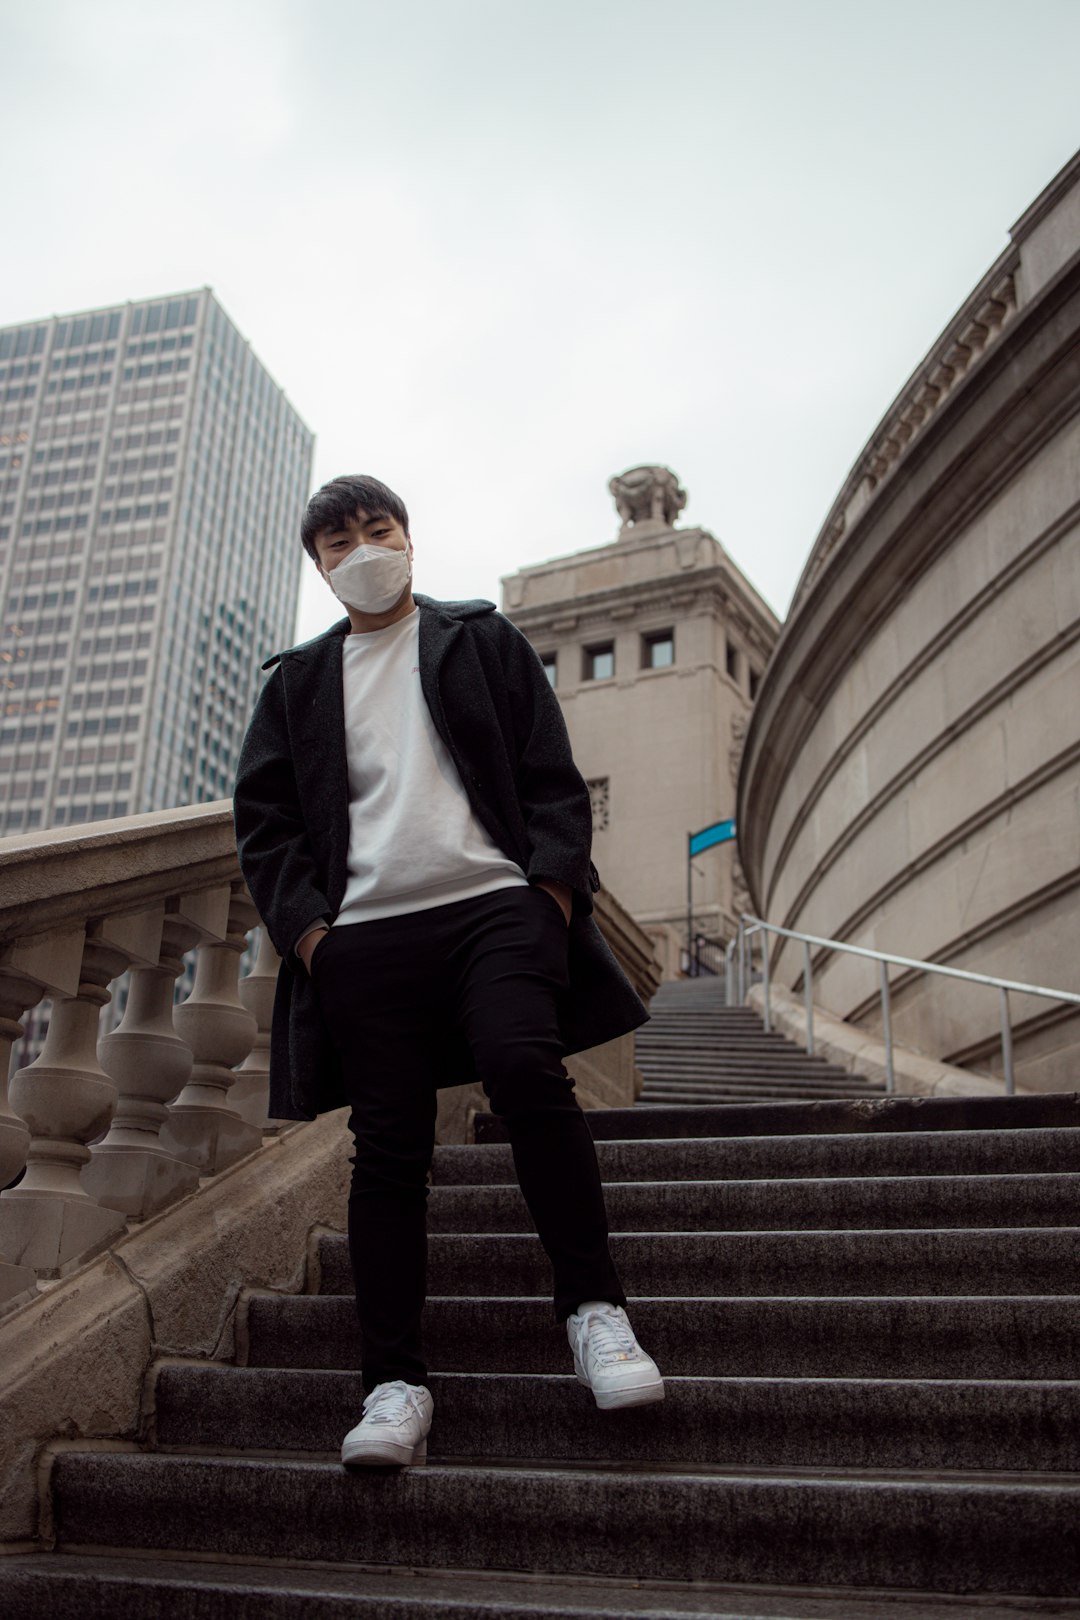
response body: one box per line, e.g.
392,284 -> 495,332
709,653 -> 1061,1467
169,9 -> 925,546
0,936 -> 128,1277
0,969 -> 41,1306
161,885 -> 261,1176
85,912 -> 202,1219
232,925 -> 284,1133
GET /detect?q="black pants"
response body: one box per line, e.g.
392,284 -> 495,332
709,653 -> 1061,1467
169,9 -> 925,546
312,883 -> 627,1392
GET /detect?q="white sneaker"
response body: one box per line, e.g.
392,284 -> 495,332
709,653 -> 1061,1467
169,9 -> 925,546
340,1379 -> 433,1467
567,1301 -> 665,1410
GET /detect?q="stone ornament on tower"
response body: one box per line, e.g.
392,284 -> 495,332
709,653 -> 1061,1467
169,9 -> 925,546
609,465 -> 688,536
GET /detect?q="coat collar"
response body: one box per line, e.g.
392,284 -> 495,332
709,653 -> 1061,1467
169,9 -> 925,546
261,592 -> 497,670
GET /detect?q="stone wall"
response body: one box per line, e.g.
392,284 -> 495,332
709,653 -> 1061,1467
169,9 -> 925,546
737,150 -> 1080,1091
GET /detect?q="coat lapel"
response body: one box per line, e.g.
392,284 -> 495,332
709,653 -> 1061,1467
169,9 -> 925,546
279,625 -> 351,911
415,595 -> 463,758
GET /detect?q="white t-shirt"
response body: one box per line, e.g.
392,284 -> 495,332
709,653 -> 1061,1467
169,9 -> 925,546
330,606 -> 528,927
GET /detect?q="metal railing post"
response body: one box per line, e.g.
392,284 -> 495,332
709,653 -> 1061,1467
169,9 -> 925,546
803,939 -> 814,1058
999,987 -> 1015,1096
727,910 -> 1080,1100
879,959 -> 895,1094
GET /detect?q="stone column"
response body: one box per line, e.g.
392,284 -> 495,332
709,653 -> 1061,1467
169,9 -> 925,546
0,941 -> 68,1307
232,924 -> 285,1133
0,924 -> 133,1278
161,884 -> 261,1176
83,902 -> 203,1220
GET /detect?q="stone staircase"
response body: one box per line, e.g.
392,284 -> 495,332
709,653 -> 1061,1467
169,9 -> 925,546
635,977 -> 886,1106
4,991 -> 1080,1614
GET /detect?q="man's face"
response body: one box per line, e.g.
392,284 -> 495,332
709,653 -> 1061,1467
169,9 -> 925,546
314,508 -> 412,582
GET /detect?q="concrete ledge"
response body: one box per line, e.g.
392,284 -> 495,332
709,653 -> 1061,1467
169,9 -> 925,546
747,983 -> 1032,1098
0,1107 -> 351,1547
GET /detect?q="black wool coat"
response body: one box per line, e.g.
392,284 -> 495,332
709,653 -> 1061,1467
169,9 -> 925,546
232,592 -> 651,1121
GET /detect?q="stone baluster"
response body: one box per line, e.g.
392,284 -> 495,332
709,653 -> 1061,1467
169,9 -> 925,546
232,924 -> 285,1133
0,921 -> 140,1278
160,883 -> 261,1176
84,899 -> 207,1220
0,929 -> 85,1305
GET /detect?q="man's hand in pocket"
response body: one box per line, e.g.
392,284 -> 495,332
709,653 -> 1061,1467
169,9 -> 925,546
298,927 -> 330,975
533,879 -> 572,926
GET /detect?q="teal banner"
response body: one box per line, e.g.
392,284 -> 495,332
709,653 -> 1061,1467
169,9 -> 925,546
689,819 -> 737,857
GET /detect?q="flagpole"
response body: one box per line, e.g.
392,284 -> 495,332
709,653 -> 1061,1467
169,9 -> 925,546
686,830 -> 693,977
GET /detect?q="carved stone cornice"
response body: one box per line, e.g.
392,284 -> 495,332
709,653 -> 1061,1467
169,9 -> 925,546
507,570 -> 778,658
738,242 -> 1080,909
791,256 -> 1020,614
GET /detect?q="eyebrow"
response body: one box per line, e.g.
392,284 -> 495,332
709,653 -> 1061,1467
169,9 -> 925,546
322,514 -> 390,541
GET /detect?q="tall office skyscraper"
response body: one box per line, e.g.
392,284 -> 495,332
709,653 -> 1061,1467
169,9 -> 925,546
0,289 -> 314,834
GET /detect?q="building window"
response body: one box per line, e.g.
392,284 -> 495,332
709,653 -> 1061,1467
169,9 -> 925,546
642,630 -> 674,669
725,639 -> 740,684
539,653 -> 556,688
749,667 -> 761,701
587,777 -> 609,833
584,643 -> 614,681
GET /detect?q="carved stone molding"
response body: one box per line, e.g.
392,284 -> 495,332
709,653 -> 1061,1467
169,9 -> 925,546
794,267 -> 1019,611
609,465 -> 687,534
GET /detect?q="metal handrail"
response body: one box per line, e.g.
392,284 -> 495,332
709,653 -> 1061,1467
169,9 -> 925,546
726,912 -> 1080,1096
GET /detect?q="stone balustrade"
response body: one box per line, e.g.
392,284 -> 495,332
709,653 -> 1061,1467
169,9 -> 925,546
0,802 -> 278,1313
0,800 -> 661,1322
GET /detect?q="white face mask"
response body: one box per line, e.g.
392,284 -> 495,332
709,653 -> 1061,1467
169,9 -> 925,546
327,542 -> 412,614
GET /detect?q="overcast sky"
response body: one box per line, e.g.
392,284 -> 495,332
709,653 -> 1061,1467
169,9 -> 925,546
3,0 -> 1078,645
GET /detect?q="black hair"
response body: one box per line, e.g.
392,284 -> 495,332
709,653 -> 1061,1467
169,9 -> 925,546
300,474 -> 411,560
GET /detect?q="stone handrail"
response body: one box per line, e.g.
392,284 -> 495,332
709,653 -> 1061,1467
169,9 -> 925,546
0,802 -> 660,1320
0,802 -> 277,1313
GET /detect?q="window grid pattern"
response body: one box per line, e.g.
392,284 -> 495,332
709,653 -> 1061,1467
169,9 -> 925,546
0,292 -> 314,834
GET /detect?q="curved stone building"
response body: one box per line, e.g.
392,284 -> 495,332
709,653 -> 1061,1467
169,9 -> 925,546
738,149 -> 1080,1091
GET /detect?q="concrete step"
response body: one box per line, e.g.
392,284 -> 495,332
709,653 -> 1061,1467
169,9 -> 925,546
637,1030 -> 835,1043
243,1293 -> 1080,1378
12,1553 -> 1076,1620
636,1049 -> 875,1063
474,1093 -> 1080,1142
45,1450 -> 1080,1596
636,1057 -> 863,1071
634,1086 -> 883,1099
431,1128 -> 1080,1186
634,1094 -> 885,1107
154,1364 -> 1080,1472
636,1086 -> 886,1102
634,1084 -> 879,1096
636,1069 -> 873,1085
313,1228 -> 1079,1299
634,1069 -> 880,1082
634,1101 -> 887,1114
635,1072 -> 876,1083
637,1049 -> 854,1062
421,1174 -> 1080,1235
637,1017 -> 806,1030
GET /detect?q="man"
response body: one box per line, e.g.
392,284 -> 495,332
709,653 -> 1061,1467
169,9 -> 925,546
234,474 -> 664,1469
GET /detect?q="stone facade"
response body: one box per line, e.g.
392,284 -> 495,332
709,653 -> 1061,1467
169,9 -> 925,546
738,150 -> 1080,1092
501,467 -> 778,971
